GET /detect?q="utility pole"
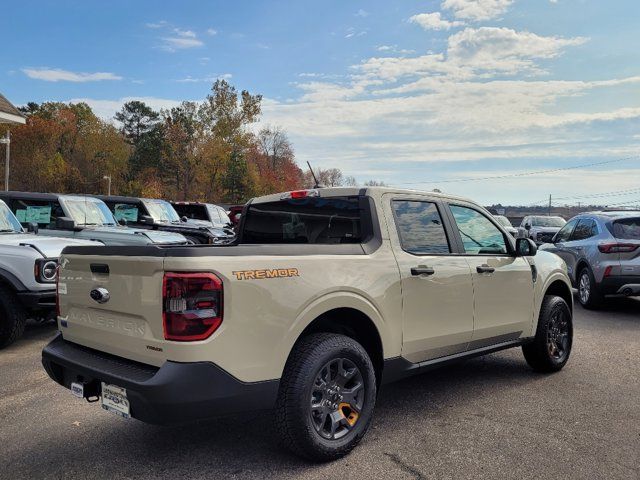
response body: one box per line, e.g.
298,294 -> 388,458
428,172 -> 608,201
103,175 -> 111,196
548,194 -> 552,216
0,130 -> 10,191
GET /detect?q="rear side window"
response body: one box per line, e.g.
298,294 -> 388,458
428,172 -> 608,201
609,218 -> 640,240
241,196 -> 367,244
392,201 -> 450,254
571,219 -> 597,241
174,204 -> 209,221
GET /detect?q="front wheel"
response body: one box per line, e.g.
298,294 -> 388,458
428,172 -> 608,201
523,295 -> 573,373
0,286 -> 28,349
275,333 -> 377,462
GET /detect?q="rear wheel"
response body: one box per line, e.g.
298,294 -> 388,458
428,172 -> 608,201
577,267 -> 603,309
275,333 -> 377,462
0,286 -> 28,349
523,295 -> 573,373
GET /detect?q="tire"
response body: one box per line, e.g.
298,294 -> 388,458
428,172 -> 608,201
577,266 -> 603,309
523,295 -> 573,373
275,333 -> 377,462
0,285 -> 28,349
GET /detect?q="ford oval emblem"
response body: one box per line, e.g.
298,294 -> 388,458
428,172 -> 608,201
90,287 -> 110,304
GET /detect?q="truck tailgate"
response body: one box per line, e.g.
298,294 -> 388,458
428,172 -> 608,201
58,253 -> 167,366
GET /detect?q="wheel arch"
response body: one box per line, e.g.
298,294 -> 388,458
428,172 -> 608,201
296,307 -> 384,386
0,268 -> 25,292
543,278 -> 573,313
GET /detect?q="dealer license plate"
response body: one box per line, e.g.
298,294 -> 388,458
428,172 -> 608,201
101,382 -> 130,418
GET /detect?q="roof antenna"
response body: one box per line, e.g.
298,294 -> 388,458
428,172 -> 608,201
306,161 -> 322,189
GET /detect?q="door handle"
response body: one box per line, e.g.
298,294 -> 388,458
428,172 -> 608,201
476,265 -> 495,274
411,266 -> 435,276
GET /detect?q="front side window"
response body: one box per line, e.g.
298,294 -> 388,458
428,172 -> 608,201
571,219 -> 597,241
242,196 -> 365,244
554,218 -> 578,243
12,199 -> 62,229
450,205 -> 508,255
392,200 -> 450,255
113,203 -> 139,222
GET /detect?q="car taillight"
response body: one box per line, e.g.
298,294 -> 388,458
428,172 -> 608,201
280,189 -> 319,200
162,272 -> 223,341
55,265 -> 60,318
597,243 -> 639,253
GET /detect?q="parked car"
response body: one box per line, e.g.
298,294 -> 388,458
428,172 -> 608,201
540,211 -> 640,308
0,192 -> 188,246
170,201 -> 235,233
493,215 -> 518,237
96,195 -> 232,244
518,215 -> 566,244
43,187 -> 573,461
0,199 -> 97,348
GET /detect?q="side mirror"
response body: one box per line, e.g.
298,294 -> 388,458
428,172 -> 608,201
27,222 -> 39,234
139,215 -> 154,225
524,223 -> 531,231
181,216 -> 188,223
516,237 -> 537,256
118,218 -> 128,226
56,216 -> 76,230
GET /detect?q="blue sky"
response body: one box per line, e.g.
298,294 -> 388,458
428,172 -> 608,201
2,0 -> 640,205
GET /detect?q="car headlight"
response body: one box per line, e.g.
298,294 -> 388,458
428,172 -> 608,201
35,259 -> 58,283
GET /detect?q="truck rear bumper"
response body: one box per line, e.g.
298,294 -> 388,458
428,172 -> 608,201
42,333 -> 279,425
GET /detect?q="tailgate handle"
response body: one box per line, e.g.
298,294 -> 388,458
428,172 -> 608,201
90,263 -> 109,275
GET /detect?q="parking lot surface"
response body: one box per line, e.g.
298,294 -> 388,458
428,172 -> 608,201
1,297 -> 638,480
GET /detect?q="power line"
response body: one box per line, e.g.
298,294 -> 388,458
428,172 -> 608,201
393,156 -> 635,186
527,186 -> 640,206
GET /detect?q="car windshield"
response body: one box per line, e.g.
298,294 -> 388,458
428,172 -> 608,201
143,200 -> 181,223
494,216 -> 512,227
62,198 -> 117,226
531,216 -> 566,227
0,202 -> 24,233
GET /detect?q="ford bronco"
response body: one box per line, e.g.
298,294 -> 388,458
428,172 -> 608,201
42,187 -> 574,461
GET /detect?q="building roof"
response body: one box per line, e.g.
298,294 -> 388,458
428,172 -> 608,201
0,93 -> 26,125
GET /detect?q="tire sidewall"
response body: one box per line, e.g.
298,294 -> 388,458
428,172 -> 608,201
541,297 -> 573,368
302,342 -> 376,452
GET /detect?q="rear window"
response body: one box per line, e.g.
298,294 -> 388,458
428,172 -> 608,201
173,204 -> 209,221
609,218 -> 640,240
241,196 -> 369,244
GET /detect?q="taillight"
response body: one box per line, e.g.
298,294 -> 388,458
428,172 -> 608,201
280,189 -> 319,200
598,243 -> 639,253
55,265 -> 60,318
162,272 -> 223,341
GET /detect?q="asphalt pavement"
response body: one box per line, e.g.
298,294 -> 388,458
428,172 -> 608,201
1,296 -> 638,479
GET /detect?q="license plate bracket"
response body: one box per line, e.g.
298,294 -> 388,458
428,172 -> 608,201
101,382 -> 130,418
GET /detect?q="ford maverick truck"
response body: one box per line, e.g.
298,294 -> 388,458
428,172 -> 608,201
42,187 -> 574,461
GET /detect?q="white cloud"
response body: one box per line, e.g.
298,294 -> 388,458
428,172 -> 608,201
409,12 -> 465,31
22,67 -> 122,82
376,45 -> 415,55
160,36 -> 204,51
146,20 -> 168,28
69,96 -> 184,120
356,9 -> 369,17
206,28 -> 217,36
176,73 -> 232,83
442,0 -> 513,21
173,28 -> 196,38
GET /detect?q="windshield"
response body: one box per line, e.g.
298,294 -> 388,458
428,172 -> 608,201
531,216 -> 566,228
143,200 -> 181,223
494,216 -> 512,227
0,202 -> 24,233
62,198 -> 117,226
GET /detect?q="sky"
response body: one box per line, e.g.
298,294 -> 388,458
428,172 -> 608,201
2,0 -> 640,206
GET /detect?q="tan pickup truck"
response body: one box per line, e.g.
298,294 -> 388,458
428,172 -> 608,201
42,187 -> 574,461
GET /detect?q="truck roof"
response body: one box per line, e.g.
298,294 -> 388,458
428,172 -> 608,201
250,186 -> 473,205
